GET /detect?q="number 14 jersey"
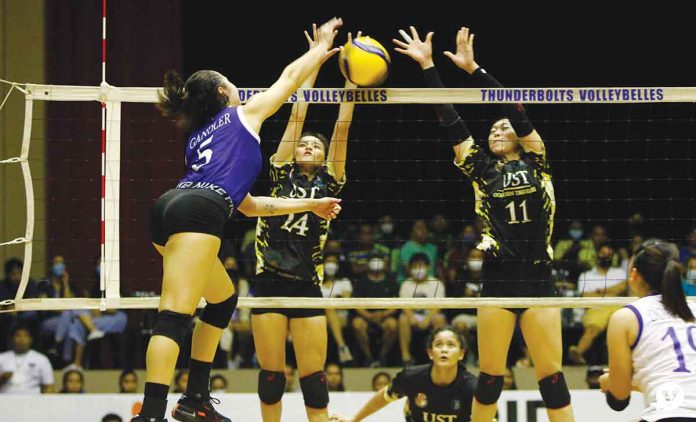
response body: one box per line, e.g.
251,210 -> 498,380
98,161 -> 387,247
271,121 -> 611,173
255,155 -> 344,284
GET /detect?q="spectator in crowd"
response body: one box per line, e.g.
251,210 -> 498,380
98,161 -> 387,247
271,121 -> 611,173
65,308 -> 128,370
209,373 -> 228,394
553,221 -> 595,283
324,239 -> 347,264
321,254 -> 354,364
119,369 -> 138,393
442,224 -> 479,285
375,214 -> 401,249
679,227 -> 696,264
172,369 -> 188,394
589,224 -> 620,266
569,244 -> 627,364
398,254 -> 446,366
683,256 -> 696,296
585,365 -> 603,389
371,371 -> 391,392
503,366 -> 517,390
0,258 -> 40,350
618,234 -> 645,275
59,368 -> 85,393
351,252 -> 399,367
0,325 -> 54,393
325,362 -> 345,392
347,224 -> 390,278
429,214 -> 453,261
284,364 -> 296,393
397,220 -> 438,283
102,414 -> 123,422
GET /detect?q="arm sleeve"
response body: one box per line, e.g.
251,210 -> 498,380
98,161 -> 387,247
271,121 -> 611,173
423,67 -> 472,143
385,370 -> 409,401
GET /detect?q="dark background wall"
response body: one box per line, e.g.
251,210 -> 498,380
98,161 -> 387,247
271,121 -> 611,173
44,2 -> 695,294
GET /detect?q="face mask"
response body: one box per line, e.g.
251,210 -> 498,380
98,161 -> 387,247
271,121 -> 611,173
597,257 -> 611,269
687,270 -> 696,283
467,259 -> 483,272
324,262 -> 339,276
52,263 -> 65,278
380,223 -> 394,235
411,267 -> 427,281
226,269 -> 239,280
211,388 -> 226,394
569,229 -> 583,240
368,258 -> 385,272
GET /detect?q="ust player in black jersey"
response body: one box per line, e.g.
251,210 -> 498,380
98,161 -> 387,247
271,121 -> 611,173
132,18 -> 344,422
394,26 -> 574,422
332,326 -> 476,422
251,32 -> 358,422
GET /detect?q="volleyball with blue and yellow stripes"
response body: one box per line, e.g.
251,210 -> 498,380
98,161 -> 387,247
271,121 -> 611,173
339,36 -> 391,87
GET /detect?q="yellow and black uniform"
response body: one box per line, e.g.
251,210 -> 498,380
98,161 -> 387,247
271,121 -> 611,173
385,363 -> 476,422
253,155 -> 345,318
455,143 -> 557,298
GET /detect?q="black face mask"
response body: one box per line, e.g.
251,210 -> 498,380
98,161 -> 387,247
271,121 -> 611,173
226,269 -> 239,280
597,257 -> 611,269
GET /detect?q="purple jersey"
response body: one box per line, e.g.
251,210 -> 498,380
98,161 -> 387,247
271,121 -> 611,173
177,106 -> 262,211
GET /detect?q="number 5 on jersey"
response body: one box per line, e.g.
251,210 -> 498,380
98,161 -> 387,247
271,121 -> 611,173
281,213 -> 310,236
191,136 -> 213,172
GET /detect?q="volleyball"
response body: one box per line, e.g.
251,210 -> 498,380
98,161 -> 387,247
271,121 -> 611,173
338,36 -> 391,87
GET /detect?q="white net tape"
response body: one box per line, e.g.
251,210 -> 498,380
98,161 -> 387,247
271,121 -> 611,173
1,80 -> 695,311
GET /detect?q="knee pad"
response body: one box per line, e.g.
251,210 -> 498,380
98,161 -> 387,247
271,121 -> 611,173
474,372 -> 504,405
257,370 -> 286,405
299,371 -> 329,409
539,372 -> 571,409
151,310 -> 192,347
200,293 -> 238,329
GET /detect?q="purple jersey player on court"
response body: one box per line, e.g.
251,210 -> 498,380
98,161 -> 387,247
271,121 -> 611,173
131,17 -> 343,422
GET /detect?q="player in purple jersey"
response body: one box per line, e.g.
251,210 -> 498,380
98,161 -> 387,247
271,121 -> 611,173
600,240 -> 696,422
251,31 -> 358,422
131,18 -> 344,422
394,26 -> 573,422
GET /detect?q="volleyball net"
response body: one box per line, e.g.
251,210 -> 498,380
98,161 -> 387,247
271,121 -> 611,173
1,81 -> 694,312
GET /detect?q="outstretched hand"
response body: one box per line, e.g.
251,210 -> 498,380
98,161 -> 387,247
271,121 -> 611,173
443,26 -> 479,74
312,197 -> 342,220
313,17 -> 343,62
392,26 -> 434,69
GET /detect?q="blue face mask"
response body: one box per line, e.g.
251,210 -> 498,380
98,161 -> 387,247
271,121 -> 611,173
52,263 -> 65,278
569,229 -> 583,240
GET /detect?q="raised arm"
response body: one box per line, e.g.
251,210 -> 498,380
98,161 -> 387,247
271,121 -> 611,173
242,18 -> 342,134
327,77 -> 356,182
237,194 -> 341,220
444,26 -> 544,155
393,26 -> 475,163
274,28 -> 322,166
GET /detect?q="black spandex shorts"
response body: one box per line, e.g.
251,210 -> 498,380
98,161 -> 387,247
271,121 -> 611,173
251,272 -> 325,319
480,260 -> 557,315
149,188 -> 231,246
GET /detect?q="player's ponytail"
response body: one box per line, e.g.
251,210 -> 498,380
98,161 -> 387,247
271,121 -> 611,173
633,239 -> 694,322
157,69 -> 186,122
157,69 -> 229,133
661,260 -> 694,322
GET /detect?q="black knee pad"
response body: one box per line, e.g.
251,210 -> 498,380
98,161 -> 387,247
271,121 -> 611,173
474,372 -> 504,405
299,371 -> 329,409
257,370 -> 286,405
200,293 -> 238,329
152,310 -> 192,347
539,372 -> 571,409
